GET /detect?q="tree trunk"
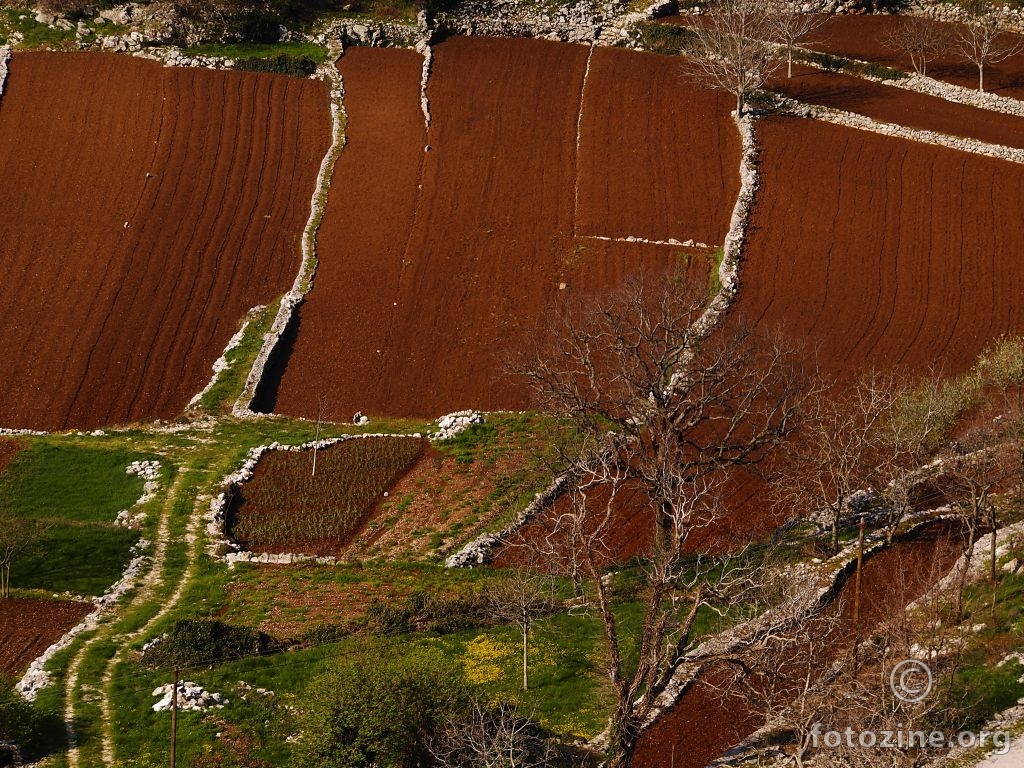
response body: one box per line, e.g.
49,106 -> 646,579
979,62 -> 985,92
522,620 -> 529,691
830,511 -> 839,554
736,89 -> 743,118
788,48 -> 793,78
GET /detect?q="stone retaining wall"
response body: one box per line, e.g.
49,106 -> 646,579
0,45 -> 10,104
233,45 -> 346,417
777,95 -> 1024,164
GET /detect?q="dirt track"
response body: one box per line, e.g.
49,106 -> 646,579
736,115 -> 1024,377
264,39 -> 707,422
0,52 -> 328,430
0,597 -> 91,677
770,65 -> 1024,149
576,47 -> 739,245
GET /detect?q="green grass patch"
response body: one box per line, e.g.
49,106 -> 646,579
198,303 -> 279,415
13,524 -> 140,596
0,9 -> 75,49
182,40 -> 329,63
709,247 -> 725,297
1,443 -> 149,524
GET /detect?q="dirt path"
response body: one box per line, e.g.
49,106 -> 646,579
59,470 -> 187,768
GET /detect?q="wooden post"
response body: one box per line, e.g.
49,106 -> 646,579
853,516 -> 866,662
170,666 -> 179,768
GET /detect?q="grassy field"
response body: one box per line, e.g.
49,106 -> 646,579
182,40 -> 329,63
1,443 -> 157,596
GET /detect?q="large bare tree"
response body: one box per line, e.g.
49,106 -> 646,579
515,275 -> 807,767
685,0 -> 781,116
953,0 -> 1023,91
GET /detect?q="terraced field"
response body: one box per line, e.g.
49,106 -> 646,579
262,39 -> 723,423
736,116 -> 1024,376
0,52 -> 328,430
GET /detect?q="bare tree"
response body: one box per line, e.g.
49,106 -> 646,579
881,15 -> 950,78
775,372 -> 901,554
430,700 -> 555,768
514,275 -> 806,767
685,0 -> 781,116
0,507 -> 48,599
486,569 -> 555,691
768,0 -> 825,78
953,0 -> 1024,91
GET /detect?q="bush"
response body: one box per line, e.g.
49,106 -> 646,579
141,619 -> 281,668
290,643 -> 470,768
0,678 -> 62,760
234,54 -> 318,77
364,588 -> 488,636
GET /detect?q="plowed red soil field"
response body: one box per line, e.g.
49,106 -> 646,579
770,65 -> 1024,149
0,597 -> 91,677
0,52 -> 328,431
576,46 -> 739,245
632,522 -> 964,767
264,39 -> 710,422
808,14 -> 1024,99
736,115 -> 1024,376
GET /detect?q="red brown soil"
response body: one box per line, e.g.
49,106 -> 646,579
0,52 -> 329,431
737,115 -> 1024,378
227,437 -> 425,556
576,46 -> 740,245
0,439 -> 25,476
0,597 -> 91,677
769,65 -> 1024,149
809,14 -> 1024,99
264,39 -> 717,422
632,522 -> 965,767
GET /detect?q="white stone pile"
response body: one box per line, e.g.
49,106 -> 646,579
152,681 -> 228,712
418,32 -> 433,129
115,460 -> 162,529
431,411 -> 485,441
0,45 -> 10,103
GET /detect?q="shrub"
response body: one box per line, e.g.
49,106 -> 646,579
290,643 -> 470,768
235,54 -> 318,77
0,678 -> 62,759
364,588 -> 489,636
141,619 -> 280,668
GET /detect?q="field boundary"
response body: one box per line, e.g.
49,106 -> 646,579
637,513 -> 964,743
233,43 -> 346,417
17,461 -> 164,702
447,114 -> 761,569
418,38 -> 433,127
792,43 -> 1024,119
572,42 -> 595,235
777,95 -> 1024,165
0,45 -> 10,105
97,470 -> 195,766
205,433 -> 426,567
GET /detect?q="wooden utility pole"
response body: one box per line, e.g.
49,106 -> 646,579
170,666 -> 179,768
852,515 -> 866,663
